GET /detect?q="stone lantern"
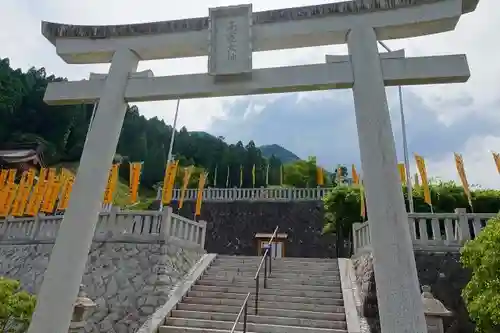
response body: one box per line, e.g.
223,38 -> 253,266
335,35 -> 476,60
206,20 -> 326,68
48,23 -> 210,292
421,285 -> 452,333
69,285 -> 96,333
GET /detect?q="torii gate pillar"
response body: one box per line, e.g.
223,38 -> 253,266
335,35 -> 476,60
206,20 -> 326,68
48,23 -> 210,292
27,50 -> 139,333
348,26 -> 427,332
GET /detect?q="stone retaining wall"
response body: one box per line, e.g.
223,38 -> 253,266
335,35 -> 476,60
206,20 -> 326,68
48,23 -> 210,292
0,238 -> 203,333
353,251 -> 474,333
175,201 -> 336,257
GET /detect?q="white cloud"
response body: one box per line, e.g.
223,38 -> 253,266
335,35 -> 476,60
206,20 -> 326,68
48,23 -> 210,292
425,136 -> 500,189
1,0 -> 499,185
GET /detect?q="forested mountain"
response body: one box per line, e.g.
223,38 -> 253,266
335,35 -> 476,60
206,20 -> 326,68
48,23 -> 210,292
0,58 -> 291,188
259,144 -> 300,163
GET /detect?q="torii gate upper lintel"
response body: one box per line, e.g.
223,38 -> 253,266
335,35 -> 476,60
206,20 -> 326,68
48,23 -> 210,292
30,1 -> 480,333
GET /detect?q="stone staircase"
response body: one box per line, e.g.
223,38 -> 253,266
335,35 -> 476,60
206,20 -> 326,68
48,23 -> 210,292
160,255 -> 348,333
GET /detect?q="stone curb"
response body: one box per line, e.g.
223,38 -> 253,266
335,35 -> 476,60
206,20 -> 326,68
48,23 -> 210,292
136,253 -> 217,333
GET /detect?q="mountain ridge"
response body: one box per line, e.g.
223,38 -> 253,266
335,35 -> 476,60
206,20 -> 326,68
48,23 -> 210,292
259,144 -> 301,163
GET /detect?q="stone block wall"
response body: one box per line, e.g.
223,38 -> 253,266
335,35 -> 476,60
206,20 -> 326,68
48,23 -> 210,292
175,201 -> 335,257
0,238 -> 203,333
352,251 -> 474,333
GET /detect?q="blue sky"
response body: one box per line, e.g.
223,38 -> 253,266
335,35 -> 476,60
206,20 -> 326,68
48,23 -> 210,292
2,0 -> 500,187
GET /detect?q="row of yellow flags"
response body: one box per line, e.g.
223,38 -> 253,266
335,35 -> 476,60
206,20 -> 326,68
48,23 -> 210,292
0,163 -> 143,218
160,161 -> 207,216
0,160 -> 211,219
351,151 -> 500,219
2,151 -> 499,219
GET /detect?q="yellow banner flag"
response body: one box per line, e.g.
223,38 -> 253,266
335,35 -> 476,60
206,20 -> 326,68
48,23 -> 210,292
7,169 -> 17,184
162,161 -> 179,205
240,165 -> 243,188
195,172 -> 208,216
0,169 -> 8,188
9,171 -> 27,217
337,166 -> 343,184
414,154 -> 432,206
103,164 -> 120,205
493,152 -> 500,174
57,175 -> 74,211
398,163 -> 407,185
129,162 -> 143,204
46,168 -> 57,185
454,153 -> 473,210
0,183 -> 18,217
280,165 -> 284,186
360,180 -> 366,219
25,168 -> 48,216
351,165 -> 359,185
59,168 -> 72,184
17,170 -> 35,216
178,166 -> 193,210
252,164 -> 256,187
11,170 -> 35,216
41,177 -> 62,214
316,166 -> 324,186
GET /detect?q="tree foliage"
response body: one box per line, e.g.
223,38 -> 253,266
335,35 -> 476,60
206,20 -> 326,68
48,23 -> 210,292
461,215 -> 500,333
0,277 -> 36,332
0,58 -> 273,188
323,182 -> 500,257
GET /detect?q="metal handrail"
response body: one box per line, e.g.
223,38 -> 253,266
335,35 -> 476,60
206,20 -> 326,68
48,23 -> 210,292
253,225 -> 279,315
230,292 -> 251,333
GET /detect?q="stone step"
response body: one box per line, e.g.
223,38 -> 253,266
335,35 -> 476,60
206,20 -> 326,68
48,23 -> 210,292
163,318 -> 346,333
186,291 -> 344,305
207,266 -> 339,274
160,326 -> 255,333
191,285 -> 341,298
216,255 -> 337,262
182,297 -> 342,312
196,279 -> 341,291
176,303 -> 345,319
204,271 -> 341,280
200,276 -> 340,286
212,261 -> 339,269
170,310 -> 346,329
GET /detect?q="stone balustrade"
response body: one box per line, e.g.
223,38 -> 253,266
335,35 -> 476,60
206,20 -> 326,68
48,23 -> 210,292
0,207 -> 207,249
170,187 -> 333,202
352,208 -> 497,254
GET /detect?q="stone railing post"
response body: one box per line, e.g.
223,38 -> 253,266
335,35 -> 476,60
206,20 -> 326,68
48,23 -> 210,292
352,222 -> 361,254
421,285 -> 452,333
30,214 -> 42,240
157,206 -> 174,287
68,285 -> 96,333
161,206 -> 173,238
455,208 -> 470,243
199,220 -> 207,249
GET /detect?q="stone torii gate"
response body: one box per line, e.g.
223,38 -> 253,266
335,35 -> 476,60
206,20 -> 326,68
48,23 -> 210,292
30,0 -> 479,332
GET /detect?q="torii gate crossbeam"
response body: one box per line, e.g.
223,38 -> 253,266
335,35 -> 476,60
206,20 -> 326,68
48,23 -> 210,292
43,55 -> 469,104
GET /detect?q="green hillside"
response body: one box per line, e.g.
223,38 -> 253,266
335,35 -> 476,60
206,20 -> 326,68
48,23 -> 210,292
259,144 -> 301,163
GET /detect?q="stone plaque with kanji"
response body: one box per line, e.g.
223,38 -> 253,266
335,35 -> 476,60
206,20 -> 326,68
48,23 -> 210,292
208,4 -> 253,76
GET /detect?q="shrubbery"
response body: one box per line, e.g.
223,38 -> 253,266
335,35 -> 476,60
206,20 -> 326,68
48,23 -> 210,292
323,181 -> 500,257
461,214 -> 500,332
0,277 -> 36,332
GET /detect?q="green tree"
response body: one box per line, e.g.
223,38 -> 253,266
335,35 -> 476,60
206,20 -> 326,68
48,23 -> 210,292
331,165 -> 348,186
323,182 -> 500,257
323,186 -> 362,257
0,277 -> 36,332
283,157 -> 317,187
461,215 -> 500,333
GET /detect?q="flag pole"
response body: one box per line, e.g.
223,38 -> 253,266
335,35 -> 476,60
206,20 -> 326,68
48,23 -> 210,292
378,41 -> 414,213
161,99 -> 181,211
